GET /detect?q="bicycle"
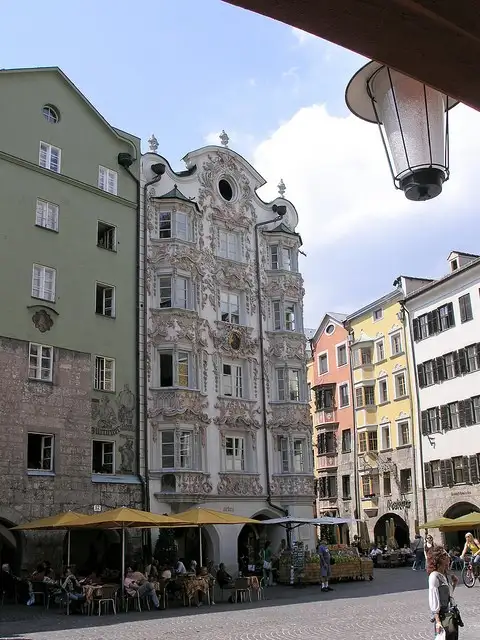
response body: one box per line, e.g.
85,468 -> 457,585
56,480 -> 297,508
461,556 -> 479,588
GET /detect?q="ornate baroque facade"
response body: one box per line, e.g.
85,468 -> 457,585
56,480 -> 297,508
140,139 -> 314,567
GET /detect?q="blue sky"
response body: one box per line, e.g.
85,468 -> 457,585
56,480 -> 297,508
3,0 -> 480,328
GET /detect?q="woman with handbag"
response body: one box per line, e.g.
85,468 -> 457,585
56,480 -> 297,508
429,546 -> 462,639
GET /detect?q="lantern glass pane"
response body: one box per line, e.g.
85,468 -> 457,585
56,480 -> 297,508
371,69 -> 447,180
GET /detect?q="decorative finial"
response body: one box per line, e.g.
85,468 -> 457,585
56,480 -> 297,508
277,178 -> 286,197
148,134 -> 159,153
219,130 -> 229,147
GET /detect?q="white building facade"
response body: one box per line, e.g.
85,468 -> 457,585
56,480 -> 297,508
403,252 -> 480,541
140,138 -> 314,570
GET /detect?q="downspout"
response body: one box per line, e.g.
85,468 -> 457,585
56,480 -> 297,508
255,208 -> 288,523
400,300 -> 428,527
346,325 -> 361,537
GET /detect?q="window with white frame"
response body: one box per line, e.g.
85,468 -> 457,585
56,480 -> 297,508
32,264 -> 56,302
279,436 -> 307,473
398,421 -> 410,446
318,353 -> 328,374
269,244 -> 294,270
220,291 -> 240,324
158,350 -> 191,388
159,429 -> 194,469
39,142 -> 61,172
282,247 -> 292,271
98,166 -> 118,195
27,433 -> 54,471
424,360 -> 435,386
225,436 -> 245,471
279,436 -> 289,472
390,332 -> 402,356
293,438 -> 305,472
270,245 -> 279,269
272,301 -> 298,331
92,441 -> 114,474
339,383 -> 350,408
276,368 -> 300,402
35,199 -> 59,231
97,221 -> 116,251
394,372 -> 407,398
358,430 -> 378,453
219,230 -> 240,260
444,353 -> 455,379
28,343 -> 53,382
378,378 -> 388,403
364,385 -> 375,406
155,275 -> 191,310
376,340 -> 385,362
337,344 -> 347,367
222,362 -> 243,398
380,424 -> 391,450
154,210 -> 192,241
94,356 -> 115,391
95,283 -> 115,317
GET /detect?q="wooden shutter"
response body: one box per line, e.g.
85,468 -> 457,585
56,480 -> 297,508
463,456 -> 471,484
459,400 -> 466,428
453,351 -> 461,376
445,459 -> 454,487
447,302 -> 455,328
476,344 -> 480,369
412,317 -> 420,341
459,348 -> 468,374
465,399 -> 474,426
431,309 -> 440,334
432,359 -> 438,383
427,311 -> 434,335
436,357 -> 445,382
470,456 -> 479,484
417,364 -> 426,388
440,405 -> 450,430
440,459 -> 448,487
424,462 -> 433,489
421,411 -> 429,436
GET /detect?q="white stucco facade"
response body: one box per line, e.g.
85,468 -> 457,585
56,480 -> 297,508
403,252 -> 480,526
139,140 -> 314,572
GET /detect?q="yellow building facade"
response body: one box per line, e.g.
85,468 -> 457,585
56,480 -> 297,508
346,289 -> 419,546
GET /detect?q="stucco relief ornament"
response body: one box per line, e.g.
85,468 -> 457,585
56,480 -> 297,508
149,311 -> 209,348
266,333 -> 306,361
117,384 -> 136,431
268,403 -> 312,434
178,473 -> 213,495
271,475 -> 315,497
214,399 -> 261,448
210,322 -> 258,357
219,130 -> 229,147
217,473 -> 263,497
148,134 -> 159,153
267,273 -> 305,301
92,397 -> 121,436
119,436 -> 135,473
149,390 -> 210,425
32,309 -> 53,333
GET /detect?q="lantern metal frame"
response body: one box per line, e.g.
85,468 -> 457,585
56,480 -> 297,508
345,61 -> 459,201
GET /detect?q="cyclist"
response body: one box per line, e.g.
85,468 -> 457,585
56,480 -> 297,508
460,532 -> 480,575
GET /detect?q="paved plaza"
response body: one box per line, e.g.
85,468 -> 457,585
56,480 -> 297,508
1,569 -> 479,640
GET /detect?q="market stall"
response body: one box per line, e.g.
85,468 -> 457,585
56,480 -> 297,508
277,544 -> 373,584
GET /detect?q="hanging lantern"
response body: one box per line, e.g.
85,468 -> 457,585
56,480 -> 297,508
345,61 -> 458,201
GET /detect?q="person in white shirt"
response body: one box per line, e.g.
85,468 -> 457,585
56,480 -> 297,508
428,546 -> 460,639
174,558 -> 187,575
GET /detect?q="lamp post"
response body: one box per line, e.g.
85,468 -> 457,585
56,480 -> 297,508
345,61 -> 458,201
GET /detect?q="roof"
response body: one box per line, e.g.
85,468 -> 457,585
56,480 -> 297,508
448,250 -> 480,260
265,222 -> 300,238
310,312 -> 348,346
153,184 -> 200,211
0,67 -> 138,154
326,312 -> 347,323
345,289 -> 402,323
406,255 -> 480,302
304,328 -> 316,341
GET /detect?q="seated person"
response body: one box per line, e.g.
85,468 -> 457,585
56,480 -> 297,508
174,557 -> 187,575
216,563 -> 234,588
81,569 -> 101,585
145,558 -> 159,581
62,567 -> 86,612
1,563 -> 34,605
160,564 -> 172,579
124,566 -> 160,609
189,560 -> 198,575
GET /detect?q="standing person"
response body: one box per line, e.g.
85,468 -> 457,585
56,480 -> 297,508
460,533 -> 480,575
429,546 -> 461,639
425,534 -> 436,575
317,539 -> 333,593
260,541 -> 273,586
412,534 -> 425,571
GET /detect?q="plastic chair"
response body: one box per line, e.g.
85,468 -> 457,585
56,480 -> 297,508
93,585 -> 117,616
234,577 -> 251,603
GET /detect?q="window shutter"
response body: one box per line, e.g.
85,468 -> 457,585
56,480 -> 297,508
458,400 -> 466,428
431,359 -> 438,383
476,344 -> 480,369
431,309 -> 440,334
470,456 -> 479,484
421,411 -> 429,436
465,399 -> 474,426
440,405 -> 450,431
453,351 -> 461,377
436,357 -> 445,382
412,317 -> 420,341
459,348 -> 468,374
424,463 -> 433,489
426,311 -> 434,335
417,364 -> 426,388
447,302 -> 455,327
440,460 -> 448,487
445,459 -> 454,487
463,456 -> 471,484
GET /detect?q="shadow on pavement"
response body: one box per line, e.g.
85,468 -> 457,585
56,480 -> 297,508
0,567 -> 430,638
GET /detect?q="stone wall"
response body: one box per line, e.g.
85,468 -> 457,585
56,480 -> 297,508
0,338 -> 143,571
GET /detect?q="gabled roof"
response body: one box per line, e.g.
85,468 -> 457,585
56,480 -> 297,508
406,255 -> 480,302
310,312 -> 348,346
345,289 -> 402,323
0,66 -> 138,154
448,250 -> 479,260
327,312 -> 347,324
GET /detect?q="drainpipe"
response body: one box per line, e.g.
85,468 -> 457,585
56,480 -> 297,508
254,208 -> 289,527
400,300 -> 428,527
346,326 -> 361,538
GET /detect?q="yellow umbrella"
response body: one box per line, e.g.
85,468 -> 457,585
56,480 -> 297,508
67,507 -> 189,583
12,511 -> 85,565
439,512 -> 480,532
174,507 -> 261,565
419,517 -> 454,529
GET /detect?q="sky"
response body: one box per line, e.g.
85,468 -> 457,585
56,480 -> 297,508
2,0 -> 480,330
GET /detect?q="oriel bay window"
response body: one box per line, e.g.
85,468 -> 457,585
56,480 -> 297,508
361,474 -> 380,498
159,429 -> 197,469
157,349 -> 193,388
355,385 -> 375,408
276,367 -> 301,402
318,475 -> 337,499
222,361 -> 243,398
269,244 -> 295,271
153,210 -> 193,241
358,429 -> 378,453
272,300 -> 298,331
314,385 -> 335,411
317,430 -> 336,455
278,436 -> 309,473
155,274 -> 192,310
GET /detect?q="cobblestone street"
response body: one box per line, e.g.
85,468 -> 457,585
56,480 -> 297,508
1,569 -> 479,640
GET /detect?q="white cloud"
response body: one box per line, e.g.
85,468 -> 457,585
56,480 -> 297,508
251,101 -> 480,325
291,27 -> 318,46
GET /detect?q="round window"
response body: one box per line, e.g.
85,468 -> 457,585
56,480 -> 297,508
42,105 -> 60,124
218,178 -> 234,201
325,324 -> 335,335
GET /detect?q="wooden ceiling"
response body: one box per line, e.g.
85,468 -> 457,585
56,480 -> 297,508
224,0 -> 480,112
